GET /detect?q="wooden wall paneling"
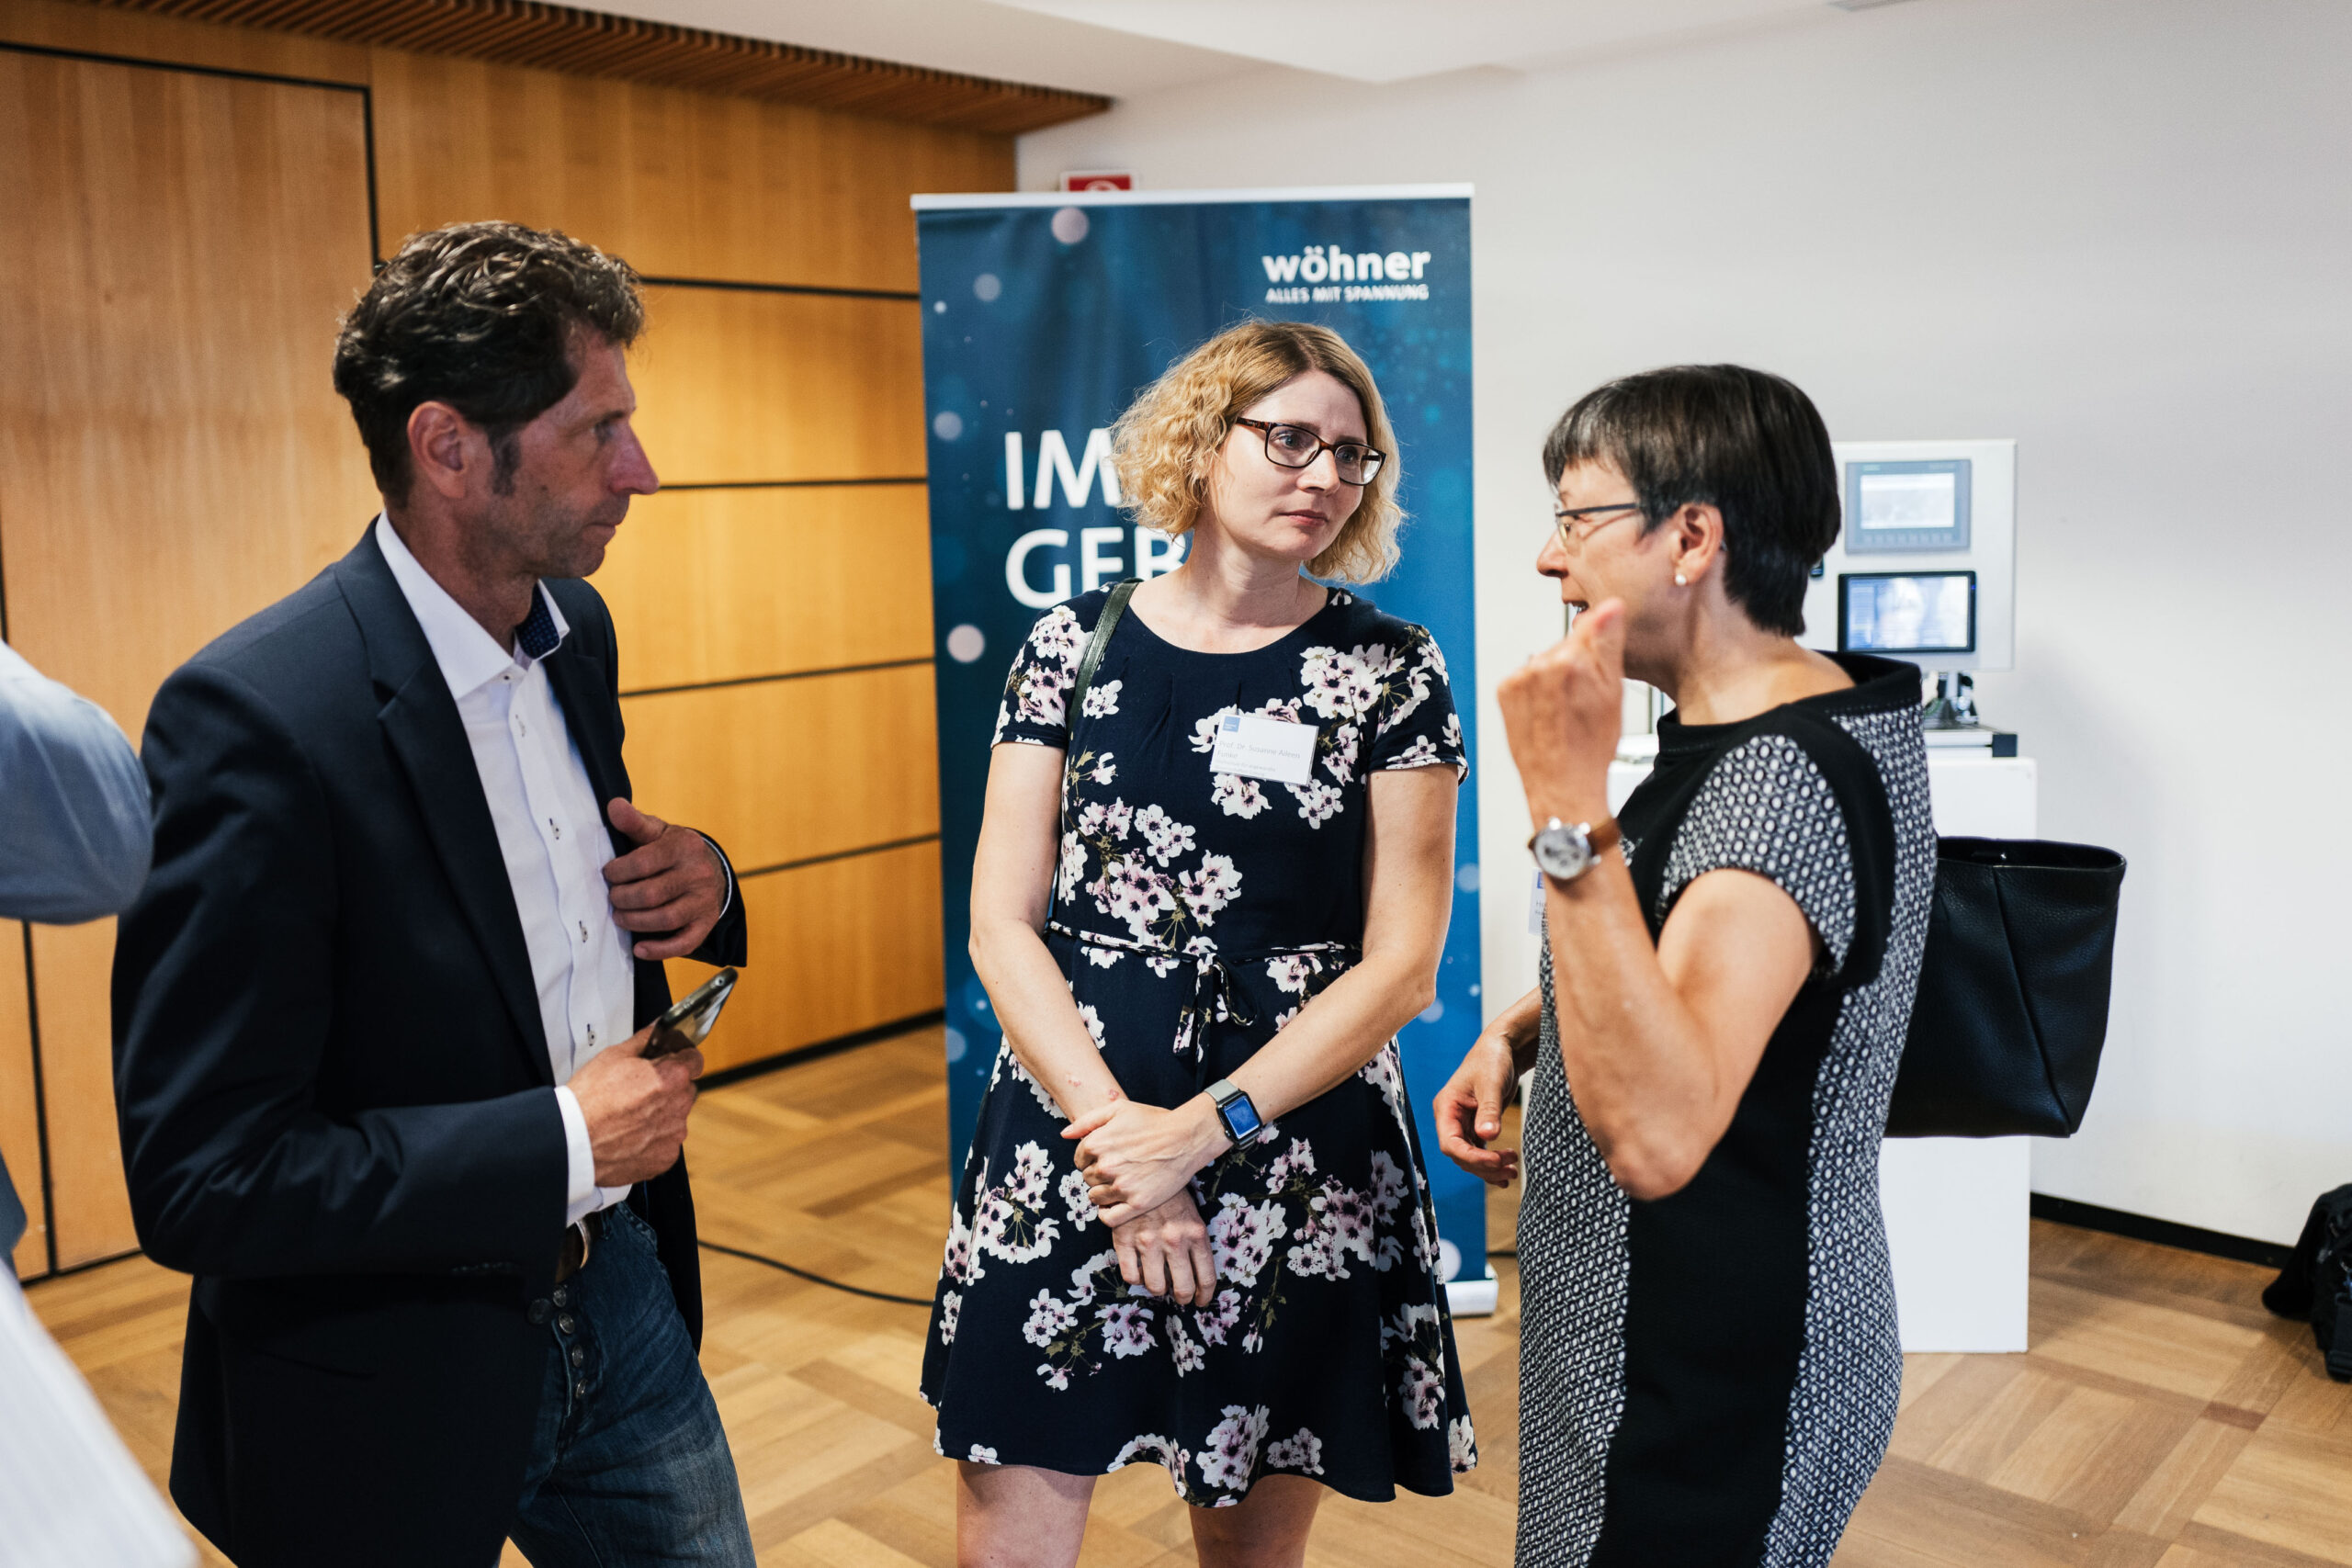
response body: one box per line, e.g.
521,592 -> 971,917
619,665 -> 940,874
0,0 -> 369,86
0,926 -> 46,1278
3,2 -> 978,1199
594,486 -> 933,693
667,842 -> 944,1075
26,921 -> 130,1268
0,50 -> 379,736
368,48 -> 1012,290
628,287 -> 927,486
0,51 -> 379,1267
367,51 -> 637,268
96,0 -> 1106,136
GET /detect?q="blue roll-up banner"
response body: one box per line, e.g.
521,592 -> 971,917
912,185 -> 1488,1303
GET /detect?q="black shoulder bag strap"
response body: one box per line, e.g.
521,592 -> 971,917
1048,580 -> 1137,925
1781,709 -> 1898,991
1067,579 -> 1137,727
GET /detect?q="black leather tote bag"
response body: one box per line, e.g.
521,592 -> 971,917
1883,837 -> 2128,1139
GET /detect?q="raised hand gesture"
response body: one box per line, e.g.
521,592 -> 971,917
1497,598 -> 1626,829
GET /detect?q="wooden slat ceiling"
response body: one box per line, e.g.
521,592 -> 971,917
85,0 -> 1113,132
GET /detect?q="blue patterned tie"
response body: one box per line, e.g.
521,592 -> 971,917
514,589 -> 560,660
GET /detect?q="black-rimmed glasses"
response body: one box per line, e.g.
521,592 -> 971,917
1233,418 -> 1385,486
1552,501 -> 1646,550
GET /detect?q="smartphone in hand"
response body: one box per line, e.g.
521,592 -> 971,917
644,967 -> 738,1061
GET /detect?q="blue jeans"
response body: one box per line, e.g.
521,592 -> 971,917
509,1202 -> 754,1567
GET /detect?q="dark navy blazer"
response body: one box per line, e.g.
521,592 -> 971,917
112,525 -> 747,1566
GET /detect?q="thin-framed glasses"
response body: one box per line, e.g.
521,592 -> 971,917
1233,418 -> 1385,486
1552,501 -> 1646,550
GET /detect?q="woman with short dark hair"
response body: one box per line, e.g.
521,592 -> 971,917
1435,365 -> 1935,1566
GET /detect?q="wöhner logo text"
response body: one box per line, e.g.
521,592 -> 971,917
1261,244 -> 1432,304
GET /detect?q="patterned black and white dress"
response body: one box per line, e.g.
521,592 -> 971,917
922,584 -> 1477,1506
1516,654 -> 1934,1566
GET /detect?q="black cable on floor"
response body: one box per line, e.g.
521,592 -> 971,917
695,1238 -> 933,1307
701,1235 -> 1517,1305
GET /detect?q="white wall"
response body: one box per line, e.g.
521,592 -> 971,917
1019,0 -> 2352,1245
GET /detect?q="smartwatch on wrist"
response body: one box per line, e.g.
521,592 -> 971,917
1206,1078 -> 1263,1146
1529,816 -> 1621,883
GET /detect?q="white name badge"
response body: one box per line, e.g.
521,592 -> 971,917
1209,712 -> 1319,784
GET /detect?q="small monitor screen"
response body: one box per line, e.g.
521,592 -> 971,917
1843,457 -> 1971,553
1839,570 -> 1976,655
1858,468 -> 1956,531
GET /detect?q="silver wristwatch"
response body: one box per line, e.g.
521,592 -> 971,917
1528,816 -> 1621,882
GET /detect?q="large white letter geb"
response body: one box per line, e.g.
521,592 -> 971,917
1005,528 -> 1070,608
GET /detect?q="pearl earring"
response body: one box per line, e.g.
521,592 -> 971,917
1674,572 -> 1688,586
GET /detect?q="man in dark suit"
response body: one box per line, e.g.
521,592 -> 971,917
113,222 -> 756,1566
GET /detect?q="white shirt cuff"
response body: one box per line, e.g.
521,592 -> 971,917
697,830 -> 736,924
553,1085 -> 625,1226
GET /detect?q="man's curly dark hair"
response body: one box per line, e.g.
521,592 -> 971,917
333,221 -> 645,501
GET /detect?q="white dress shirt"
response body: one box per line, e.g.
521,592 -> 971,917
378,515 -> 634,1226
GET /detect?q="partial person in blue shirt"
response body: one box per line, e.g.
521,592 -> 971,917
0,638 -> 151,925
0,633 -> 151,1254
0,638 -> 188,1568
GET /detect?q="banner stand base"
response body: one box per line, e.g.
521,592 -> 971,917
1447,1266 -> 1498,1318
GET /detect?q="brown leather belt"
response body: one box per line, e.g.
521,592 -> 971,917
553,1212 -> 603,1285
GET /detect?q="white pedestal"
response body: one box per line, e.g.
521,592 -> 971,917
1879,1136 -> 2031,1351
1446,1268 -> 1499,1316
1605,749 -> 2038,1354
1890,751 -> 2036,1352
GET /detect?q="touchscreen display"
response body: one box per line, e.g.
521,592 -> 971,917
1839,571 -> 1975,655
1842,457 -> 1971,553
1857,468 -> 1957,532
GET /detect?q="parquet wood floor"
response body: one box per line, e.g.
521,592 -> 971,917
25,1028 -> 2351,1566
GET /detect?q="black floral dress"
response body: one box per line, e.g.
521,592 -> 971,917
921,584 -> 1477,1506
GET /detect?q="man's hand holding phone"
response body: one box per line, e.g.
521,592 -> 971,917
570,1021 -> 704,1186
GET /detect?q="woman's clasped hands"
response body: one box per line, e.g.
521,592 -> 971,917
1065,1092 -> 1230,1307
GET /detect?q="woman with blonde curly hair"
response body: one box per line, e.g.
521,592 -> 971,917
922,319 -> 1476,1566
